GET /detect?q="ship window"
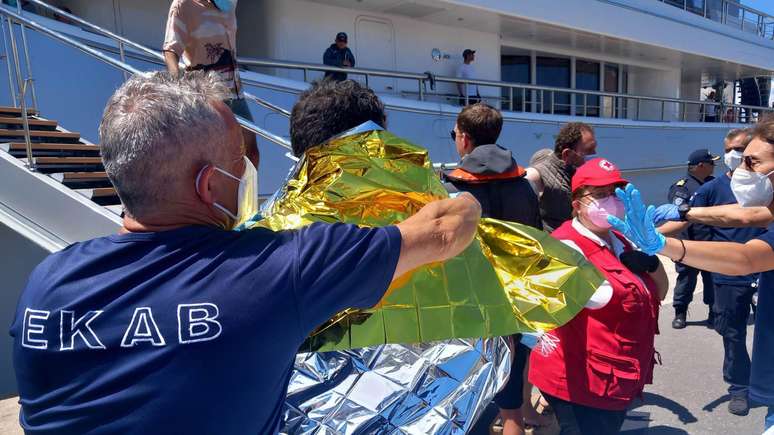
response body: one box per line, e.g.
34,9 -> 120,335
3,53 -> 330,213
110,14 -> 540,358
576,60 -> 600,117
603,63 -> 619,118
537,56 -> 571,115
501,55 -> 531,112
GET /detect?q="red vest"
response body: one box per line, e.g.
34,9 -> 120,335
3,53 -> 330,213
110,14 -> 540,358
529,220 -> 660,410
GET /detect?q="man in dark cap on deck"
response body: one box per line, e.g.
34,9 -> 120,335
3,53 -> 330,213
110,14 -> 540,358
323,32 -> 356,81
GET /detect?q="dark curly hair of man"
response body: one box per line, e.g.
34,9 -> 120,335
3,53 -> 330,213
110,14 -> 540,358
554,122 -> 593,155
290,79 -> 387,157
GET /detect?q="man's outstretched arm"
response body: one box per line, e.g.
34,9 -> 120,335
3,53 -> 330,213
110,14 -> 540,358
686,204 -> 773,228
394,193 -> 481,280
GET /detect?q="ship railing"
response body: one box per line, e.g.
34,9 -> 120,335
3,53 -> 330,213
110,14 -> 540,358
11,0 -> 774,125
0,5 -> 292,170
238,57 -> 774,124
5,0 -> 772,128
657,0 -> 774,40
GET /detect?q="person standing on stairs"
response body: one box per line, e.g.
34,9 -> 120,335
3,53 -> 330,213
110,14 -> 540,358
163,0 -> 259,168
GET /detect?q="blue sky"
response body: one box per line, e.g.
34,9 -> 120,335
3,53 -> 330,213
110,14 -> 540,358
742,0 -> 774,16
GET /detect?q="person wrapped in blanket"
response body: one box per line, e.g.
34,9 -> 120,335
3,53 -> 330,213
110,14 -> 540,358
529,158 -> 669,435
278,79 -> 615,434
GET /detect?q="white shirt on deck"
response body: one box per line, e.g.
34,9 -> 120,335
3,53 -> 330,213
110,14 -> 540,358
457,63 -> 479,96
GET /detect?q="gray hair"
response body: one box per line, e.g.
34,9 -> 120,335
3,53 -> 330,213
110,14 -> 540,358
99,71 -> 231,218
725,128 -> 752,145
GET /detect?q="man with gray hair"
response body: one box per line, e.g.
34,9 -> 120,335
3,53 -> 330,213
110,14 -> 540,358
9,71 -> 482,434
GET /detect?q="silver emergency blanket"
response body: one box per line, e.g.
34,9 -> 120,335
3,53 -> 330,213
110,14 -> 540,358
281,338 -> 510,434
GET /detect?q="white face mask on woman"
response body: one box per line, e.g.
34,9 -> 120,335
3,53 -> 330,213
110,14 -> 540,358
730,167 -> 774,207
195,156 -> 259,229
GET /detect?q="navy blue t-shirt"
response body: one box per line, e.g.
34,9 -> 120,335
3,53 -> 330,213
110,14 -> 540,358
691,174 -> 764,285
752,224 -> 774,405
9,223 -> 401,434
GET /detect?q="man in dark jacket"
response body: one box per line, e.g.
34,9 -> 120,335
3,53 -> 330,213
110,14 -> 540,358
443,103 -> 542,435
323,32 -> 356,81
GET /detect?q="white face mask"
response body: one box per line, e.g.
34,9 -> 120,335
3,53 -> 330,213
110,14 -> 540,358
724,150 -> 743,171
196,156 -> 259,229
730,167 -> 774,207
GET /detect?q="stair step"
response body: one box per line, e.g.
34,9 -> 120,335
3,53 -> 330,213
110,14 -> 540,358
0,129 -> 80,142
0,106 -> 37,117
5,142 -> 98,151
50,171 -> 112,189
76,187 -> 118,199
2,143 -> 100,158
33,157 -> 102,165
77,187 -> 120,206
50,171 -> 108,182
0,117 -> 58,129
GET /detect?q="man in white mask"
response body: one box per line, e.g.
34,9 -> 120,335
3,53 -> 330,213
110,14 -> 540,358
609,117 -> 774,433
658,128 -> 762,415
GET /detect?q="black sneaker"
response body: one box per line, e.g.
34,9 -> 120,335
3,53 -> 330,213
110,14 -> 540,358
728,395 -> 749,416
706,310 -> 715,329
672,311 -> 687,329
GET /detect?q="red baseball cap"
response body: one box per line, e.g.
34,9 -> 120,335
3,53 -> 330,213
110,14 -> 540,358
571,158 -> 628,193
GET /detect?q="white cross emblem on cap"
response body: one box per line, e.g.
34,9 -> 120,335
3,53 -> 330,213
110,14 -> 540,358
599,159 -> 615,171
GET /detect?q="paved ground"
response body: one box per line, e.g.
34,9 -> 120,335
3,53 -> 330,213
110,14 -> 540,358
0,257 -> 767,434
620,256 -> 766,435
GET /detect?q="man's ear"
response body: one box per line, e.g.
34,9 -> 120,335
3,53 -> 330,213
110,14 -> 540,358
561,147 -> 572,163
195,166 -> 217,205
571,199 -> 582,214
463,134 -> 475,155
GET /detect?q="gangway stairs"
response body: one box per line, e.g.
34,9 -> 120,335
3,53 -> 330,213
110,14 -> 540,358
0,106 -> 120,211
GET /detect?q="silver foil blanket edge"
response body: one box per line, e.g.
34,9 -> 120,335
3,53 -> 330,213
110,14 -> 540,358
281,338 -> 511,434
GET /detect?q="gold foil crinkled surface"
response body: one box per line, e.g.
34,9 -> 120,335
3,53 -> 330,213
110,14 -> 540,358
251,127 -> 603,352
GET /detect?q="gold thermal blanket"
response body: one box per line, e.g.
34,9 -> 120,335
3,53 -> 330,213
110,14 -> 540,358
251,126 -> 603,352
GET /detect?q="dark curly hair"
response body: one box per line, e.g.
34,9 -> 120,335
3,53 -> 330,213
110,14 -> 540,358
554,122 -> 593,155
290,79 -> 387,157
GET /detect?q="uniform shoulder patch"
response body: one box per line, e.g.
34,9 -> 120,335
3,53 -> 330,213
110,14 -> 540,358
675,179 -> 686,187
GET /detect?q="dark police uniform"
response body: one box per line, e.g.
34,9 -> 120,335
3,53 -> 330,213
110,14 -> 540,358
692,174 -> 764,400
669,173 -> 715,315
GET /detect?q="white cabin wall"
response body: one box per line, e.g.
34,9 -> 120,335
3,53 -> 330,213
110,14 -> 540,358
443,0 -> 774,72
627,66 -> 681,121
254,0 -> 501,99
680,71 -> 703,122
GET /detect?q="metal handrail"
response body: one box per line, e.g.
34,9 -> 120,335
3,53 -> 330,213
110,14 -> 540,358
11,2 -> 773,124
238,56 -> 774,122
657,0 -> 774,40
0,7 -> 291,170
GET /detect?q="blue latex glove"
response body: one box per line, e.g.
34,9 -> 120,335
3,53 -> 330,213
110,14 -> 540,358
652,204 -> 680,226
607,184 -> 666,256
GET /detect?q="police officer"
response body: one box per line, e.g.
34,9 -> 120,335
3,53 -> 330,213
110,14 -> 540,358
690,130 -> 762,416
669,149 -> 719,329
